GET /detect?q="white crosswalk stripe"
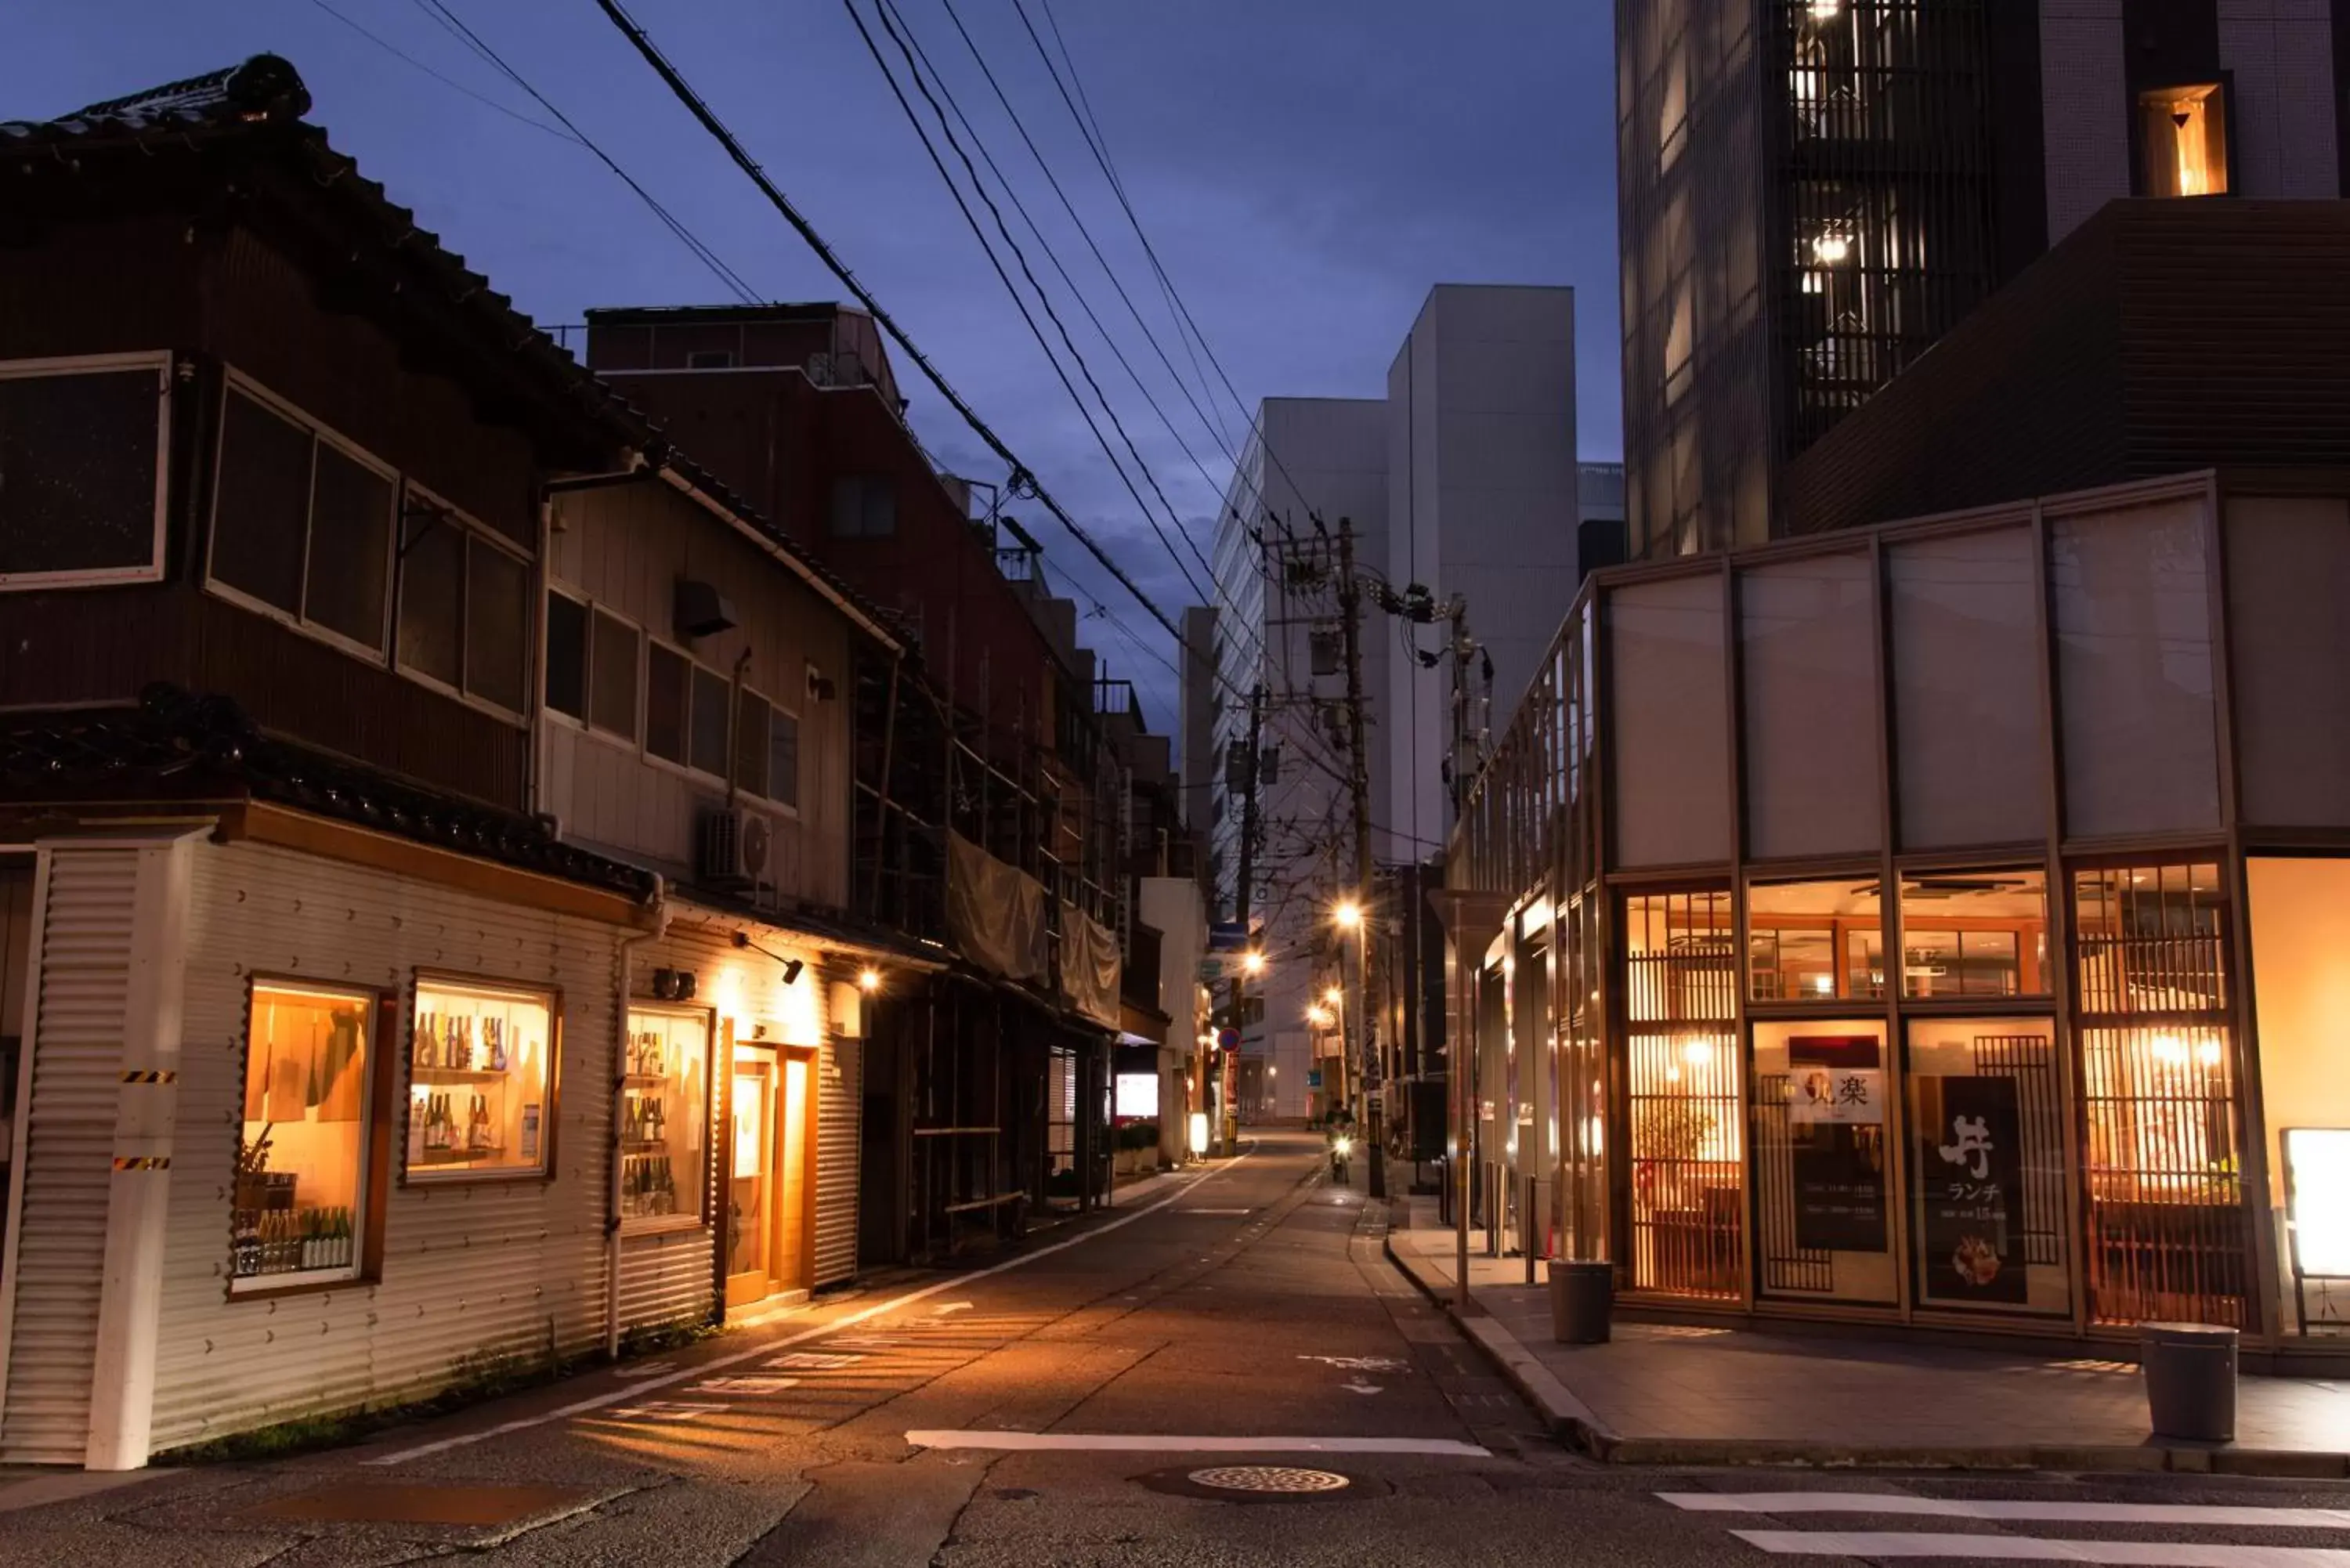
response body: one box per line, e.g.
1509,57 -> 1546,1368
1661,1490 -> 2350,1567
1729,1530 -> 2350,1565
1664,1494 -> 2350,1530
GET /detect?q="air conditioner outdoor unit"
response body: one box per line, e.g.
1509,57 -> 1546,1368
697,807 -> 772,888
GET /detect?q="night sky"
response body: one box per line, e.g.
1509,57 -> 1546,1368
6,2 -> 1617,732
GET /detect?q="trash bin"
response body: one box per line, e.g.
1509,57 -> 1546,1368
2141,1321 -> 2237,1442
1549,1259 -> 1613,1345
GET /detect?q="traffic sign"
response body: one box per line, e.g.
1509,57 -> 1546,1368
1215,1028 -> 1240,1052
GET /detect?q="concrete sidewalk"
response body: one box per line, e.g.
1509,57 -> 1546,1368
1386,1201 -> 2350,1476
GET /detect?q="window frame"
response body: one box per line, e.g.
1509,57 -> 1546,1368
393,479 -> 533,727
641,635 -> 696,773
2133,77 -> 2236,201
0,350 -> 174,590
582,601 -> 645,746
401,970 -> 565,1187
206,371 -> 402,662
228,974 -> 396,1300
620,1001 -> 719,1236
761,694 -> 803,818
541,585 -> 592,727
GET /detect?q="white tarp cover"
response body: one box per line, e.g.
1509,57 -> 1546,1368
1059,900 -> 1123,1030
945,831 -> 1047,981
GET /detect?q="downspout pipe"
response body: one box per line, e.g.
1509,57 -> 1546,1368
607,873 -> 672,1359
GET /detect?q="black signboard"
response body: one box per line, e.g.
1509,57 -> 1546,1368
1789,1036 -> 1888,1254
1914,1075 -> 2029,1306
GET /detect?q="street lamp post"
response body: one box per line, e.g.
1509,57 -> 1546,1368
1332,899 -> 1383,1198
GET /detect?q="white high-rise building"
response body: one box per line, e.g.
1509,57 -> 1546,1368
1384,285 -> 1581,862
1190,285 -> 1584,1120
1205,399 -> 1388,1119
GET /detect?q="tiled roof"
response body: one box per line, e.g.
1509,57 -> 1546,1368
0,687 -> 657,901
2,55 -> 898,654
0,53 -> 312,145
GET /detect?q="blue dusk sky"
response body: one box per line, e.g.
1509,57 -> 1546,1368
5,2 -> 1616,730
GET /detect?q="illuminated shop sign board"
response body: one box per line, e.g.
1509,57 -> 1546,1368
2283,1128 -> 2350,1280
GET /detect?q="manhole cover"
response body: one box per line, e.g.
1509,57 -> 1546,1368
1186,1466 -> 1352,1495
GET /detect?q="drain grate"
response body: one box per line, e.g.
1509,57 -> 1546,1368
1186,1466 -> 1352,1496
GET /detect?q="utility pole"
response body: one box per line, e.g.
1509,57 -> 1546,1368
1448,598 -> 1477,1307
1334,518 -> 1383,1200
1225,682 -> 1264,1157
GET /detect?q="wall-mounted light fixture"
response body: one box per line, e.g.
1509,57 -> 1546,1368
651,967 -> 697,1002
729,929 -> 806,984
859,967 -> 882,994
1811,231 -> 1852,266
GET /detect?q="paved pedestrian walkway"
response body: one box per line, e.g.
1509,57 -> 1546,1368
1386,1201 -> 2350,1475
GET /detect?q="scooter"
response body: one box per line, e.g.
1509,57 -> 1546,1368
1329,1133 -> 1353,1186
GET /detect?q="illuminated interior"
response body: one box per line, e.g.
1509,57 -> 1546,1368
235,982 -> 372,1288
2247,858 -> 2350,1335
407,980 -> 555,1180
2139,84 -> 2229,198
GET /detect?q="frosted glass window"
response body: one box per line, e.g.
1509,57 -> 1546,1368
1739,552 -> 1878,860
2225,497 -> 2350,829
1609,573 -> 1730,868
1888,526 -> 2046,848
2051,498 -> 2220,836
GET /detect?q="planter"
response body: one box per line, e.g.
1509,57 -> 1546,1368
1549,1260 -> 1614,1344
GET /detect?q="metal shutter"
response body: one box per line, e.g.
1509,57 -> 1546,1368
0,849 -> 139,1465
813,1035 -> 861,1288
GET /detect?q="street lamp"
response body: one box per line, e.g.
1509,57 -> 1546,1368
1241,950 -> 1266,977
857,967 -> 881,994
1323,986 -> 1343,1007
1332,900 -> 1363,930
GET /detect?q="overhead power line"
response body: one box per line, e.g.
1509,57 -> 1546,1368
411,0 -> 759,305
587,0 -> 1194,652
849,0 -> 1212,607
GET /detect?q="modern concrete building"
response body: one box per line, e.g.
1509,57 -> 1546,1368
1197,285 -> 1585,1120
1206,399 -> 1390,1120
1384,285 -> 1582,869
1447,198 -> 2350,1362
1616,0 -> 2349,561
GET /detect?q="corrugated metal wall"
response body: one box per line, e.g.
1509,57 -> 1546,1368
144,839 -> 628,1454
815,1033 -> 861,1288
0,847 -> 139,1465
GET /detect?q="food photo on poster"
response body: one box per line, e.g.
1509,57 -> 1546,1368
1911,1073 -> 2030,1306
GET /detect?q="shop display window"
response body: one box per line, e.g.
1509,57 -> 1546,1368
1903,1017 -> 2072,1317
1623,889 -> 1742,1299
1748,877 -> 1881,1001
2073,862 -> 2248,1328
622,1007 -> 713,1229
406,978 -> 558,1180
1898,869 -> 2048,999
1752,1018 -> 1896,1304
2247,858 -> 2350,1337
235,981 -> 375,1290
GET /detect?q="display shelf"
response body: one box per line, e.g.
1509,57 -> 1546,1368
414,1144 -> 505,1165
412,1064 -> 509,1083
620,1074 -> 667,1087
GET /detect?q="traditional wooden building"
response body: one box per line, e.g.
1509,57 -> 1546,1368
0,55 -> 923,1467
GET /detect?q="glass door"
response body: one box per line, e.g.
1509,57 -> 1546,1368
725,1045 -> 776,1309
1752,1020 -> 1899,1305
1903,1017 -> 2072,1316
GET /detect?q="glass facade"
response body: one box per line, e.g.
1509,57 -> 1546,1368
1446,475 -> 2350,1348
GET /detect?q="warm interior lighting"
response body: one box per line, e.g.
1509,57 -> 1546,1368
2196,1038 -> 2225,1068
1267,1065 -> 1278,1078
2139,84 -> 2229,198
1680,1038 -> 1715,1068
1808,0 -> 1842,16
857,967 -> 881,994
1810,232 -> 1850,265
2151,1033 -> 2189,1067
1188,1112 -> 1209,1156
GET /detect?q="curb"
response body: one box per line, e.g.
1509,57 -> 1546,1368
1378,1230 -> 2350,1480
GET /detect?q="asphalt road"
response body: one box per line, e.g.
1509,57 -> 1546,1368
5,1130 -> 2349,1566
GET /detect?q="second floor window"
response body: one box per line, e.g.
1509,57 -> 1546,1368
2139,83 -> 2230,198
392,497 -> 530,716
828,475 -> 895,538
212,385 -> 396,653
0,353 -> 171,587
